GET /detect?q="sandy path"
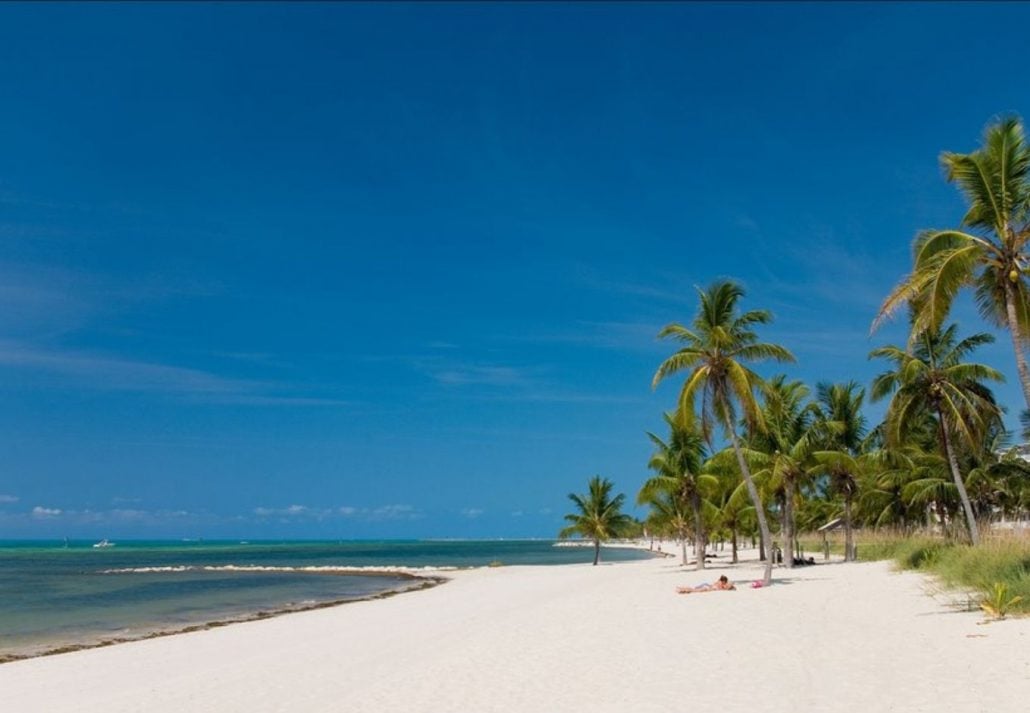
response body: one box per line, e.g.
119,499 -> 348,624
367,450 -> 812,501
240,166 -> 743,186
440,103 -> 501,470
2,553 -> 1027,712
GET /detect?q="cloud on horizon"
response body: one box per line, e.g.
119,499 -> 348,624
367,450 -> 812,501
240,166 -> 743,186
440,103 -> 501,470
339,504 -> 423,521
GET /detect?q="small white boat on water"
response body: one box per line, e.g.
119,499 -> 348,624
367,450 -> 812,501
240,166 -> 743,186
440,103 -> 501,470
92,539 -> 115,548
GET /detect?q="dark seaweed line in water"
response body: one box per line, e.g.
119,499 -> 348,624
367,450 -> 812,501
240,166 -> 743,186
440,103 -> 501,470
0,575 -> 448,665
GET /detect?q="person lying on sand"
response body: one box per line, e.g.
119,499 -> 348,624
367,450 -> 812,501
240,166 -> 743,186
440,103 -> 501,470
676,575 -> 736,594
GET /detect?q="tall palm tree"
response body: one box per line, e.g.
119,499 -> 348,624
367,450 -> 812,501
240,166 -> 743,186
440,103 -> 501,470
653,279 -> 795,585
874,117 -> 1030,409
638,409 -> 715,569
559,476 -> 634,565
870,323 -> 1004,545
813,381 -> 867,561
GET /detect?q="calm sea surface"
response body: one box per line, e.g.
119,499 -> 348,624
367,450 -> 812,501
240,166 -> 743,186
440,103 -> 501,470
0,539 -> 652,659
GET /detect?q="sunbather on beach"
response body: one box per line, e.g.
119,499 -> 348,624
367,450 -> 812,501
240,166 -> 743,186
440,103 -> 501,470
676,575 -> 735,594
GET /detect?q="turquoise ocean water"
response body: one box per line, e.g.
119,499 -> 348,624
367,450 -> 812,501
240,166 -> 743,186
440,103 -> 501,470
0,539 -> 652,659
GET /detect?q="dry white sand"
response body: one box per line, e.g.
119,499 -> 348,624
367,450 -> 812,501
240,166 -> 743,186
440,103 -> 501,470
2,548 -> 1028,712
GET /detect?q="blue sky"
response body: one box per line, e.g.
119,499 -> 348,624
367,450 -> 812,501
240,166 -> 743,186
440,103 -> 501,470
2,2 -> 1028,538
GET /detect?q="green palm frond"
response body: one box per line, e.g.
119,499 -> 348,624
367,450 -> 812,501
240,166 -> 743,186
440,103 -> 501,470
560,476 -> 633,544
873,117 -> 1030,413
913,244 -> 984,334
733,343 -> 796,363
943,117 -> 1030,233
656,323 -> 700,343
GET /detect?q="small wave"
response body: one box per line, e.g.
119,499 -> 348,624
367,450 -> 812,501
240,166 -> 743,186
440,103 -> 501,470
99,564 -> 459,576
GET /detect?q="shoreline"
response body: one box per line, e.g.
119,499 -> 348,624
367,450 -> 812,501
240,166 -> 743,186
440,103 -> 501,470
3,539 -> 655,663
0,540 -> 729,664
0,571 -> 449,665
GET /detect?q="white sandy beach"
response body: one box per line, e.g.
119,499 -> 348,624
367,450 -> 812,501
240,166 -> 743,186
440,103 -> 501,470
2,549 -> 1027,712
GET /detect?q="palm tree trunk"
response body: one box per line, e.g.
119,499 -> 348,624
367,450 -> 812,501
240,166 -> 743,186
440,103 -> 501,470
783,483 -> 794,569
593,538 -> 600,565
727,423 -> 774,585
937,412 -> 981,546
681,535 -> 688,567
844,496 -> 854,562
731,527 -> 738,563
1003,280 -> 1030,410
692,490 -> 705,571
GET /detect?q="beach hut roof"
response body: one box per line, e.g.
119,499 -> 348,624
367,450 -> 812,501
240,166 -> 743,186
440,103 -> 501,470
817,517 -> 844,533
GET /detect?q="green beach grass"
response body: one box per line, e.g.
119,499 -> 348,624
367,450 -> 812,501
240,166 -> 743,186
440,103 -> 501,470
847,531 -> 1030,617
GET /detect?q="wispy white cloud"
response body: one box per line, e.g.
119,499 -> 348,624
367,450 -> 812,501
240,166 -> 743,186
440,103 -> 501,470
0,341 -> 250,394
433,364 -> 534,386
252,503 -> 424,522
0,262 -> 96,335
0,340 -> 353,407
253,504 -> 328,518
572,266 -> 697,305
0,188 -> 145,214
461,507 -> 484,518
366,352 -> 543,389
202,395 -> 352,407
27,506 -> 197,523
0,506 -> 224,532
503,319 -> 667,353
0,494 -> 18,504
0,259 -> 222,338
339,504 -> 423,521
771,230 -> 901,313
453,390 -> 647,406
735,214 -> 760,232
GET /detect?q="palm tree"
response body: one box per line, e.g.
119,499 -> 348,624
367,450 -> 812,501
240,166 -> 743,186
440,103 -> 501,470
812,381 -> 867,561
641,491 -> 692,565
902,457 -> 961,536
963,431 -> 1030,528
856,419 -> 951,533
855,446 -> 927,531
638,409 -> 715,569
559,476 -> 634,565
711,473 -> 754,565
653,279 -> 795,585
870,323 -> 1004,545
704,447 -> 754,564
746,376 -> 823,569
874,117 -> 1030,409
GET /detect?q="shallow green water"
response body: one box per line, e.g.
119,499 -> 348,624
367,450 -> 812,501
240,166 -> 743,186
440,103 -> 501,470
0,539 -> 651,658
